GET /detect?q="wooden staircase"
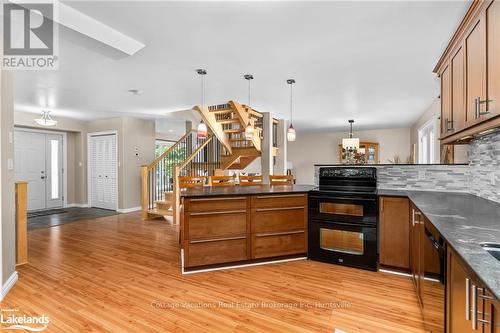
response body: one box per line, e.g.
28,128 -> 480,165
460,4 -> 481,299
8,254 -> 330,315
194,100 -> 263,170
141,100 -> 266,223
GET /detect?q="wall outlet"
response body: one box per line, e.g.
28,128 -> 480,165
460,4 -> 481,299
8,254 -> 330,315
418,169 -> 426,180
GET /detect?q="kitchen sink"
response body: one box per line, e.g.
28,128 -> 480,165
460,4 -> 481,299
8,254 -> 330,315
480,243 -> 500,262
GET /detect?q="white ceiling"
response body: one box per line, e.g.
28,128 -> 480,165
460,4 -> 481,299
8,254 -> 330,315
13,0 -> 470,132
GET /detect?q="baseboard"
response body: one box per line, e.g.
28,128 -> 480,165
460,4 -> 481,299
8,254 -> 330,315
1,271 -> 18,301
117,206 -> 141,213
66,203 -> 89,208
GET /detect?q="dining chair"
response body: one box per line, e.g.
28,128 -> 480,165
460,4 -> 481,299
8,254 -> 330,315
209,175 -> 237,186
239,175 -> 263,186
269,174 -> 294,185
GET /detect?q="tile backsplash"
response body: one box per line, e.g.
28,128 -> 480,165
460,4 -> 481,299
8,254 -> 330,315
468,130 -> 500,203
376,164 -> 469,192
313,130 -> 500,203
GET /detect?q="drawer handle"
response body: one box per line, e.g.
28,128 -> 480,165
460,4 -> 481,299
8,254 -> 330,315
255,230 -> 305,237
190,197 -> 246,202
190,236 -> 246,244
256,206 -> 304,212
190,210 -> 246,216
256,194 -> 305,199
466,278 -> 471,320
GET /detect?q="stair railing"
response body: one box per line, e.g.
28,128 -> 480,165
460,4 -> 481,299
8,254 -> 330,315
141,130 -> 197,219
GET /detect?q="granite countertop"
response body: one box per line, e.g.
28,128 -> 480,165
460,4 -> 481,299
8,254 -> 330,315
379,189 -> 500,300
180,184 -> 315,198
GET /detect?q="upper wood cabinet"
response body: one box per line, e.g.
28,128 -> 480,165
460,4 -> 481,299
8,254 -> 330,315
487,0 -> 500,118
452,46 -> 466,132
379,196 -> 410,270
435,0 -> 500,144
441,65 -> 453,135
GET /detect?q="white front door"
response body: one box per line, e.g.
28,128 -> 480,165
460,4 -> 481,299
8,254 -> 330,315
89,134 -> 117,210
14,130 -> 64,211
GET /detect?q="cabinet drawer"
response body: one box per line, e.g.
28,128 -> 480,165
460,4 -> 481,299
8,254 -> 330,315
252,207 -> 306,233
252,194 -> 307,209
186,237 -> 248,267
185,196 -> 248,212
187,211 -> 247,240
253,231 -> 306,259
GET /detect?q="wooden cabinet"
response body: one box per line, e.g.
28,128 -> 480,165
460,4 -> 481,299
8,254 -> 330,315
435,0 -> 500,144
447,247 -> 499,333
183,193 -> 307,268
379,196 -> 410,270
452,45 -> 466,132
251,194 -> 307,259
410,204 -> 424,306
487,0 -> 500,118
441,64 -> 453,135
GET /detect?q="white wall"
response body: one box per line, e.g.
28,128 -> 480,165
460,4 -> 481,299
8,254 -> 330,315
288,128 -> 411,184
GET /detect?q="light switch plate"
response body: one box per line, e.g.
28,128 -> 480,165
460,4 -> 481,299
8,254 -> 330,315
7,158 -> 14,170
418,169 -> 426,180
9,132 -> 13,144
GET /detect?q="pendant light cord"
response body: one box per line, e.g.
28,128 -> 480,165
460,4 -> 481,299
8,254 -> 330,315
248,79 -> 251,107
200,74 -> 204,108
289,82 -> 293,124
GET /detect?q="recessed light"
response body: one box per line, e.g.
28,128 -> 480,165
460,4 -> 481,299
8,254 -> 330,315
127,89 -> 142,95
168,129 -> 174,133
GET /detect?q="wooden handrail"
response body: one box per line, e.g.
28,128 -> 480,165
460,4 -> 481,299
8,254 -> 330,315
147,130 -> 196,169
177,136 -> 214,170
15,181 -> 28,265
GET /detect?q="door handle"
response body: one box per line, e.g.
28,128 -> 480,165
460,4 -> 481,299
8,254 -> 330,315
475,97 -> 494,118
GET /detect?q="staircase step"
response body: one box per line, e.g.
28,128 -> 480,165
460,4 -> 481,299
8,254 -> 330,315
224,129 -> 245,133
217,119 -> 240,124
209,109 -> 234,114
147,208 -> 173,216
229,138 -> 251,142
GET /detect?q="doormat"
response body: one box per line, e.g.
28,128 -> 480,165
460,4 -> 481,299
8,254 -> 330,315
28,209 -> 67,218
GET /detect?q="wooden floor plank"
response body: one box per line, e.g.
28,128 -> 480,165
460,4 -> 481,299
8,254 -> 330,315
1,212 -> 425,332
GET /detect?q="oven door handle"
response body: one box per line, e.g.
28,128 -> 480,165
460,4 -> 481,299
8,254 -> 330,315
309,196 -> 377,202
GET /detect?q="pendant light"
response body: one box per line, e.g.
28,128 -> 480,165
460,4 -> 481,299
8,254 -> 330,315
35,110 -> 57,126
196,69 -> 208,139
342,119 -> 360,150
244,74 -> 254,140
286,79 -> 296,142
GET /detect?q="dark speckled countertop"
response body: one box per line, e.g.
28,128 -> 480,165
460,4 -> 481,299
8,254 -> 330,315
180,184 -> 315,198
379,189 -> 500,300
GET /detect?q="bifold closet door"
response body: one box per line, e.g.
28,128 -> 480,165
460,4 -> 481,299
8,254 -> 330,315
89,134 -> 117,210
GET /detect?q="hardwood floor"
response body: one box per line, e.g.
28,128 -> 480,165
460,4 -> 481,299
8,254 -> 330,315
1,212 -> 425,332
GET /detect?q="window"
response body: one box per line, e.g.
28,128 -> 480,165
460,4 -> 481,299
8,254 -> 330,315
51,139 -> 59,199
155,140 -> 174,157
418,120 -> 436,164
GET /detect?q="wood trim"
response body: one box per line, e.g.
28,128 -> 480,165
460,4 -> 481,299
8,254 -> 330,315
140,166 -> 148,220
433,0 -> 485,73
15,181 -> 28,266
229,100 -> 261,151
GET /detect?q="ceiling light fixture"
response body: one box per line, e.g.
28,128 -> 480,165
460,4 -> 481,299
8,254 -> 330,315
35,110 -> 57,126
244,74 -> 254,141
342,120 -> 360,150
286,79 -> 296,142
196,69 -> 208,140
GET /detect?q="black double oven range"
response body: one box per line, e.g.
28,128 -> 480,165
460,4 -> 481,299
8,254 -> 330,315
308,167 -> 378,271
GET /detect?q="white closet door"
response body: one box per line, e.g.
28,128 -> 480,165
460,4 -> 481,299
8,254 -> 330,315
90,134 -> 117,210
14,131 -> 46,210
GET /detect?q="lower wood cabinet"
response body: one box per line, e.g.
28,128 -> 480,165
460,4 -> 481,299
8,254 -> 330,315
183,193 -> 307,268
448,247 -> 499,333
379,196 -> 410,270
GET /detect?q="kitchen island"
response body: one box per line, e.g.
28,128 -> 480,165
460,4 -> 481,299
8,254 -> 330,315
180,185 -> 314,270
